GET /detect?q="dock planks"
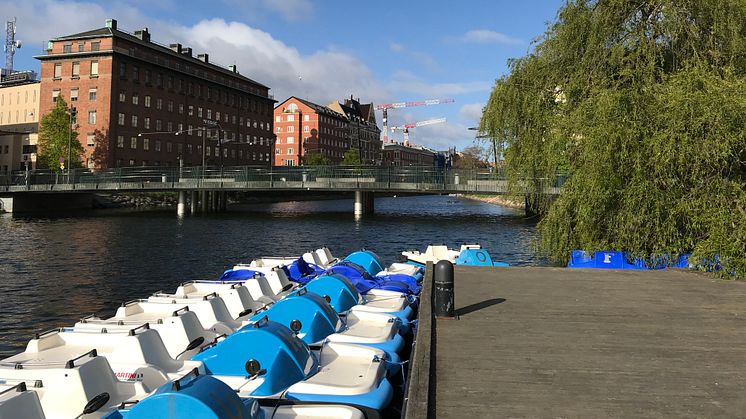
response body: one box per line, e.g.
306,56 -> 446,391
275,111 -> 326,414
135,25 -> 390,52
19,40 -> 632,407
433,266 -> 746,418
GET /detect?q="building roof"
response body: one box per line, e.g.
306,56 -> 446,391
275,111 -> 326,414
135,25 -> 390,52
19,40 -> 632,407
277,96 -> 347,119
41,20 -> 270,91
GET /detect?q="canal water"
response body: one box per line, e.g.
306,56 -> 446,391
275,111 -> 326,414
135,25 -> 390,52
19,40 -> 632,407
0,195 -> 541,356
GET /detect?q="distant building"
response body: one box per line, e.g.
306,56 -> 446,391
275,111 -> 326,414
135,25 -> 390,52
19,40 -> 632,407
328,96 -> 382,165
35,19 -> 275,169
382,142 -> 436,167
273,97 -> 349,166
0,73 -> 40,172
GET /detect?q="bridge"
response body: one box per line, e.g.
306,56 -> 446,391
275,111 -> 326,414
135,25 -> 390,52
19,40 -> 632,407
0,166 -> 563,215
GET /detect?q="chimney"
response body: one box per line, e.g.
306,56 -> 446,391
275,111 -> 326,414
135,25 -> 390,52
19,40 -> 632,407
169,43 -> 182,53
197,53 -> 209,63
181,47 -> 192,57
134,28 -> 150,42
228,64 -> 238,73
105,19 -> 117,30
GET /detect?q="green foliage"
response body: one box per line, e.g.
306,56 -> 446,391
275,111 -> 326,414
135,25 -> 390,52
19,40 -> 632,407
304,153 -> 331,166
481,0 -> 746,277
453,144 -> 491,169
37,96 -> 83,169
343,148 -> 363,166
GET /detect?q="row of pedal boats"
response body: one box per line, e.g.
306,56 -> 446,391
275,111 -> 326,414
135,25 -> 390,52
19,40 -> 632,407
0,248 -> 428,419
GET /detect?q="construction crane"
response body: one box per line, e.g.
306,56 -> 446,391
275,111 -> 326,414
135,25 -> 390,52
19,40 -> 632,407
390,118 -> 446,145
3,17 -> 21,77
375,98 -> 454,142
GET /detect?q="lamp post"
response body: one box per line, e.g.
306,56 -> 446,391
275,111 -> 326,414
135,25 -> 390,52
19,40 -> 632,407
468,127 -> 500,167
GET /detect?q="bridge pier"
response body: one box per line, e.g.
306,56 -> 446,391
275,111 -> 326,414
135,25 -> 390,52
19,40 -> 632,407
177,191 -> 186,217
200,191 -> 207,213
354,191 -> 374,218
190,191 -> 197,214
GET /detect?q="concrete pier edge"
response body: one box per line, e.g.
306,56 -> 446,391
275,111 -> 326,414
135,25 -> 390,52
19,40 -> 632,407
403,261 -> 435,419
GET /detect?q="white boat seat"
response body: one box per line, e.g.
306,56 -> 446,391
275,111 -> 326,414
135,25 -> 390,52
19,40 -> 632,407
0,354 -> 144,419
173,282 -> 262,319
350,289 -> 410,315
146,294 -> 247,335
75,303 -> 217,360
378,262 -> 421,277
0,382 -> 46,419
326,312 -> 398,345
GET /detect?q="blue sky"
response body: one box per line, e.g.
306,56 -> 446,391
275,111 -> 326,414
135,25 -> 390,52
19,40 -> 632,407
7,0 -> 564,150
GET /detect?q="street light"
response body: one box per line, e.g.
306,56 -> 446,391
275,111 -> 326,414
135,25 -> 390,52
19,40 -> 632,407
468,126 -> 500,167
67,106 -> 77,182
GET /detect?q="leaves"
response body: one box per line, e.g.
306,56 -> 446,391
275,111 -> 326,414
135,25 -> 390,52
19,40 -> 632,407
481,0 -> 746,277
37,96 -> 83,170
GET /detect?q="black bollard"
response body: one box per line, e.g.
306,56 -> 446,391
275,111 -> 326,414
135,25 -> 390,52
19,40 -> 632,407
434,260 -> 455,318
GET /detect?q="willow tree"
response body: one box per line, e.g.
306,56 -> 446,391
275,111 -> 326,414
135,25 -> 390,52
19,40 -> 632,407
481,0 -> 746,276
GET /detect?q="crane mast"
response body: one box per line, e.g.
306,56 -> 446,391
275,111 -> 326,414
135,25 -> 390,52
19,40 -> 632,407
389,118 -> 447,145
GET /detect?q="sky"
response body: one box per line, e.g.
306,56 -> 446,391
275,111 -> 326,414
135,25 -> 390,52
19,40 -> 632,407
5,0 -> 565,151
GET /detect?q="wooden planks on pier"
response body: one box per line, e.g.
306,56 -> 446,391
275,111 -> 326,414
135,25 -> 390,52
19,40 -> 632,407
431,266 -> 746,418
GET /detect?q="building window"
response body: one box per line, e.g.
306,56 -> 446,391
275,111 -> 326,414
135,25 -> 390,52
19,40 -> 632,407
144,117 -> 150,129
155,140 -> 161,152
275,148 -> 281,154
89,60 -> 99,77
304,115 -> 310,121
143,138 -> 149,151
167,142 -> 172,153
287,137 -> 294,144
119,92 -> 125,102
206,147 -> 211,157
198,107 -> 203,117
63,43 -> 72,53
187,144 -> 193,154
88,110 -> 96,125
117,136 -> 124,148
119,62 -> 126,79
287,148 -> 294,155
304,126 -> 309,132
156,98 -> 162,110
287,126 -> 294,133
178,104 -> 184,114
130,137 -> 137,149
131,115 -> 138,127
132,65 -> 139,81
287,115 -> 295,122
118,113 -> 125,126
129,159 -> 135,166
188,105 -> 193,116
78,42 -> 85,52
156,119 -> 162,130
91,41 -> 100,51
89,88 -> 97,101
276,127 -> 281,133
275,116 -> 281,122
132,94 -> 139,105
53,63 -> 62,79
144,96 -> 151,108
87,134 -> 95,147
206,109 -> 212,119
167,101 -> 173,112
144,70 -> 150,85
70,88 -> 79,102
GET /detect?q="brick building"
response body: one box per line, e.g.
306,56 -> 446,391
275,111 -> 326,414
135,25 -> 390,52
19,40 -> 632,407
35,19 -> 275,169
274,97 -> 350,166
382,142 -> 436,167
328,96 -> 382,165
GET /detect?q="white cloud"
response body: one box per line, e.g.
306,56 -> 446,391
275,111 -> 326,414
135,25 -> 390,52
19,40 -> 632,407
389,42 -> 404,52
221,0 -> 314,22
457,29 -> 522,45
388,71 -> 490,98
459,103 -> 484,124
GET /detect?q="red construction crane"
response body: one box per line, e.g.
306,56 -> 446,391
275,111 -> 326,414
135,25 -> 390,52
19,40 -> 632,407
375,98 -> 454,142
390,118 -> 446,145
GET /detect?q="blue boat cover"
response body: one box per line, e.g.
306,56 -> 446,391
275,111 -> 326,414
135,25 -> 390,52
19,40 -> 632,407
343,251 -> 385,276
568,250 -> 691,270
218,269 -> 261,282
325,262 -> 419,295
103,374 -> 260,419
249,291 -> 341,345
303,274 -> 361,313
287,257 -> 325,284
192,318 -> 311,397
455,248 -> 510,267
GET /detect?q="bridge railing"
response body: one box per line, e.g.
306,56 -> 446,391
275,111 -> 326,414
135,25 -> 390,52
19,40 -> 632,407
1,166 -> 565,194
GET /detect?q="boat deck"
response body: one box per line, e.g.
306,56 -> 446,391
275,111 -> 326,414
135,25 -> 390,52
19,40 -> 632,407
423,266 -> 746,418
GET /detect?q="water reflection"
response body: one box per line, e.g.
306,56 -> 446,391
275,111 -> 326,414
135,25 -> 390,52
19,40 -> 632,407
0,195 -> 541,356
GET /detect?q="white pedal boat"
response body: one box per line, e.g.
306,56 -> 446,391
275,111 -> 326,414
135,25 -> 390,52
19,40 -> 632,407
0,381 -> 46,419
145,293 -> 250,335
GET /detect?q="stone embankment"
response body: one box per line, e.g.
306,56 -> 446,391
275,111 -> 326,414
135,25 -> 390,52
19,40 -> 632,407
94,193 -> 177,209
461,194 -> 525,210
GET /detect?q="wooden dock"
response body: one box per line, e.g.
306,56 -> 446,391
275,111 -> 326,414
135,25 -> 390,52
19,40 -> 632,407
406,266 -> 746,418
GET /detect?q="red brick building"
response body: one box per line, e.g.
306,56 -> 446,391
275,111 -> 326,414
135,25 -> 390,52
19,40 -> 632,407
274,97 -> 349,166
35,19 -> 275,168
